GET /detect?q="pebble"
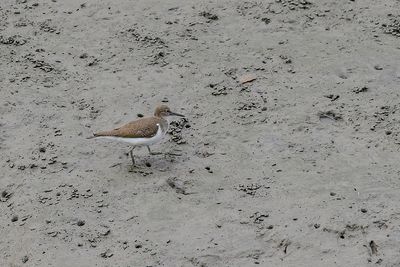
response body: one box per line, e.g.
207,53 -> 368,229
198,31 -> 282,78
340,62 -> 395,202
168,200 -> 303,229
100,249 -> 113,258
261,17 -> 271,24
21,255 -> 29,263
101,229 -> 111,236
205,166 -> 213,173
361,208 -> 368,213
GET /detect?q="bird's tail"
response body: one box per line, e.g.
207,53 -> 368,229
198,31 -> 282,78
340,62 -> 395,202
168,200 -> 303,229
86,133 -> 101,139
86,131 -> 115,139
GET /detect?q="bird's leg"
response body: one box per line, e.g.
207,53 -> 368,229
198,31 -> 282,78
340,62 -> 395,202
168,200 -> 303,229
147,146 -> 162,155
129,147 -> 135,166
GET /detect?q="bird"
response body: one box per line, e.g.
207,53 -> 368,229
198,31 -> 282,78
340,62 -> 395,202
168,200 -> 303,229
88,104 -> 184,165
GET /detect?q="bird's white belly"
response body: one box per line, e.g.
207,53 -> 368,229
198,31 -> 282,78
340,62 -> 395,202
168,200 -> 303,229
96,125 -> 165,146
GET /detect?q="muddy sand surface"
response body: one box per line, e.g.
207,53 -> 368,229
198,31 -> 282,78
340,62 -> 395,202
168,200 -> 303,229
1,0 -> 400,266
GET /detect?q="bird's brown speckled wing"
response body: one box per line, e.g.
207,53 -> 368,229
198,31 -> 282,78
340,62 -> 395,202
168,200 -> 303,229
94,117 -> 161,138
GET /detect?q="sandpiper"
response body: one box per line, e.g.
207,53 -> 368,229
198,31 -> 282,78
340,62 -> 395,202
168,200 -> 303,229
88,105 -> 184,165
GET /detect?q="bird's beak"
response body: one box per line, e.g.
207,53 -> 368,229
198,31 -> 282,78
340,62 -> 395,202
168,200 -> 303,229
169,111 -> 185,117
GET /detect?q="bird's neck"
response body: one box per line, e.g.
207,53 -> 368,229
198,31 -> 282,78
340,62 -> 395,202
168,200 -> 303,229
158,117 -> 169,133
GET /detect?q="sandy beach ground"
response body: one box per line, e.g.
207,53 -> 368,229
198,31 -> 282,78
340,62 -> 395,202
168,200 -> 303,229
1,0 -> 400,266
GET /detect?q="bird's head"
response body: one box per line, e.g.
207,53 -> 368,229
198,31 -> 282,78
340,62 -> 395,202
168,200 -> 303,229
154,105 -> 184,118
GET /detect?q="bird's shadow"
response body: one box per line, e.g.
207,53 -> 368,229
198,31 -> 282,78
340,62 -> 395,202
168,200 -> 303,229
119,152 -> 184,174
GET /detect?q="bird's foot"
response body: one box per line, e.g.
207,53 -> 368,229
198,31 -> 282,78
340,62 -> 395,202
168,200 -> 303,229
147,146 -> 162,155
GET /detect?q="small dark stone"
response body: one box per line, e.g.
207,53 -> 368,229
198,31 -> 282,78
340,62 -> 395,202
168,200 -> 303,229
339,232 -> 345,239
77,220 -> 85,226
330,192 -> 336,196
314,223 -> 320,229
137,113 -> 144,118
30,164 -> 38,169
361,208 -> 368,213
370,240 -> 378,255
145,162 -> 151,167
166,177 -> 188,195
100,249 -> 113,258
21,255 -> 28,263
324,94 -> 339,101
1,190 -> 10,198
199,11 -> 218,21
87,59 -> 98,66
101,229 -> 111,236
11,215 -> 18,222
39,147 -> 46,153
385,130 -> 392,135
135,244 -> 142,249
261,17 -> 271,24
353,86 -> 368,94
